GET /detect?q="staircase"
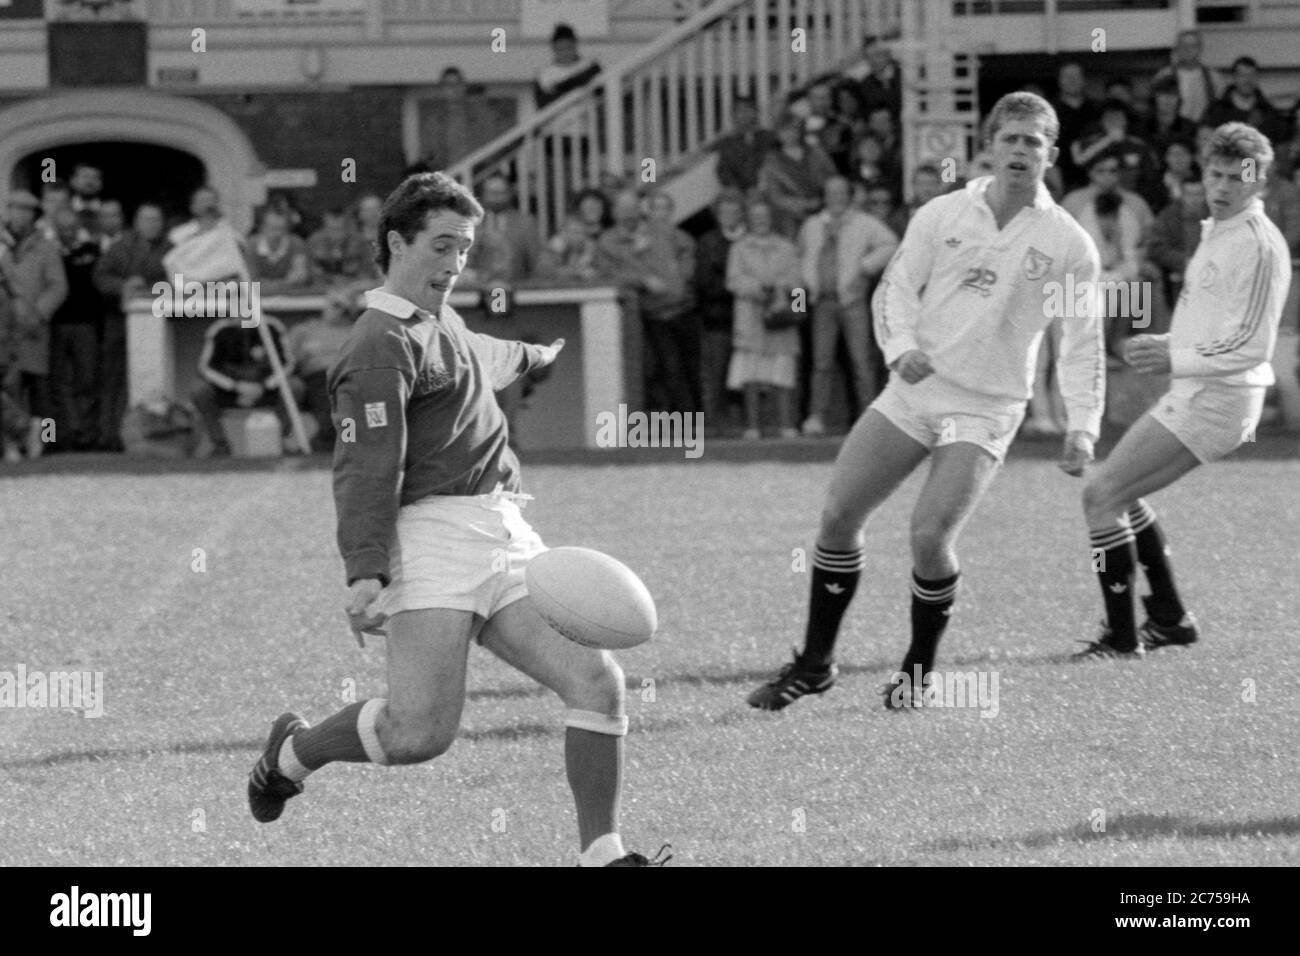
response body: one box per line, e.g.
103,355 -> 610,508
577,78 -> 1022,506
448,0 -> 1252,236
448,0 -> 907,236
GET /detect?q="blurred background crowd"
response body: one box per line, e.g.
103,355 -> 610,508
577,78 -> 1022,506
3,21 -> 1299,461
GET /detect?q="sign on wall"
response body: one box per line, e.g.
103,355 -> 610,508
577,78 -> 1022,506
262,168 -> 319,189
520,0 -> 609,39
233,0 -> 366,15
0,0 -> 46,19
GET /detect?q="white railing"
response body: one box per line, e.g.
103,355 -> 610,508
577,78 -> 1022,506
448,0 -> 901,238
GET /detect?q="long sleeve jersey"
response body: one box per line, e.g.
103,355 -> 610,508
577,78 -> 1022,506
328,288 -> 551,586
1167,195 -> 1291,387
872,175 -> 1106,438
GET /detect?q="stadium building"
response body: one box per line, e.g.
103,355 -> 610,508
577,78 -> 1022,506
1,0 -> 1297,448
4,0 -> 1296,231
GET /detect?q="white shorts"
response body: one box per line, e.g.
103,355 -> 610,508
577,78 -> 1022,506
372,491 -> 547,620
870,374 -> 1027,462
1148,379 -> 1265,464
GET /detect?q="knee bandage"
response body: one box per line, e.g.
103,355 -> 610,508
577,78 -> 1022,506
357,697 -> 390,765
564,709 -> 628,737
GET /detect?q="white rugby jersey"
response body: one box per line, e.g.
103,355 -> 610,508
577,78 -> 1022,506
873,176 -> 1106,438
1169,195 -> 1290,387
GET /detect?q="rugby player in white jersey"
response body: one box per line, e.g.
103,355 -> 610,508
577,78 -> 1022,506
748,92 -> 1106,710
1075,122 -> 1290,658
246,172 -> 668,866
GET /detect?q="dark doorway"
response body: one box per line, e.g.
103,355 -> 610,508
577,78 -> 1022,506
11,141 -> 206,232
977,50 -> 1171,111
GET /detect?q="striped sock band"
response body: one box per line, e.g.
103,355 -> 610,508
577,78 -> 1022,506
1126,499 -> 1157,534
911,573 -> 961,605
905,570 -> 961,675
1089,523 -> 1135,554
813,544 -> 867,573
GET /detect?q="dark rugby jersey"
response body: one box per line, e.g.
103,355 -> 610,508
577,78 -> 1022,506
328,288 -> 549,586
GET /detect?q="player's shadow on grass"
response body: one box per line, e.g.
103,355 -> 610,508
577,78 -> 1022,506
0,715 -> 697,769
661,648 -> 1078,692
923,812 -> 1300,853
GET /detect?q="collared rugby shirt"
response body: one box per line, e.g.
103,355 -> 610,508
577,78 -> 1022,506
873,175 -> 1106,438
328,288 -> 549,586
1169,195 -> 1290,386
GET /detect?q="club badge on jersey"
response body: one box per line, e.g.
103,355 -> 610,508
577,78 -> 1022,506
1022,246 -> 1053,281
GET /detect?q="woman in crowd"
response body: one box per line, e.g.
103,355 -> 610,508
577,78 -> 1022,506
725,196 -> 803,439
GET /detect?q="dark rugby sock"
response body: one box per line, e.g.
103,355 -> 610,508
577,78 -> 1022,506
801,545 -> 865,666
1090,524 -> 1139,650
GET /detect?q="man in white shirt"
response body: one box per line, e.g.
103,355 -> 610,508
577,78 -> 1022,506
1152,29 -> 1221,125
798,175 -> 898,435
748,92 -> 1105,711
1076,122 -> 1291,658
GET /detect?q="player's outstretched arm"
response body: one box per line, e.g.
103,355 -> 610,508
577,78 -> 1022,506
465,325 -> 565,389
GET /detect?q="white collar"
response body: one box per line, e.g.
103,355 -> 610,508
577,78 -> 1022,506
1203,195 -> 1264,235
364,287 -> 436,320
968,174 -> 1054,211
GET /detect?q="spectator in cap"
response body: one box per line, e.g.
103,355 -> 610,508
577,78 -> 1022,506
534,22 -> 602,110
0,190 -> 68,456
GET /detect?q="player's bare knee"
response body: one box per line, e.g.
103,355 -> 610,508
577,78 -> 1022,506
1081,475 -> 1118,523
909,519 -> 953,561
380,712 -> 456,764
564,650 -> 624,715
819,504 -> 864,549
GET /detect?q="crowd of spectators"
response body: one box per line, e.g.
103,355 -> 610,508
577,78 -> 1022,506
0,159 -> 387,460
5,27 -> 1300,460
546,26 -> 1300,439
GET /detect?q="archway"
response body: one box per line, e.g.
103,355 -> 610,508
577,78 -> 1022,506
13,142 -> 207,232
0,89 -> 264,234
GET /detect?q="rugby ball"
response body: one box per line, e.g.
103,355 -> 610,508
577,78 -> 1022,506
526,547 -> 657,650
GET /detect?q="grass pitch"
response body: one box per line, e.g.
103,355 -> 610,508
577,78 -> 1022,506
2,441 -> 1298,866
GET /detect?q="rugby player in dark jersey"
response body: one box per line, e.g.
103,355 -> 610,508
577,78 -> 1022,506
247,172 -> 667,867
